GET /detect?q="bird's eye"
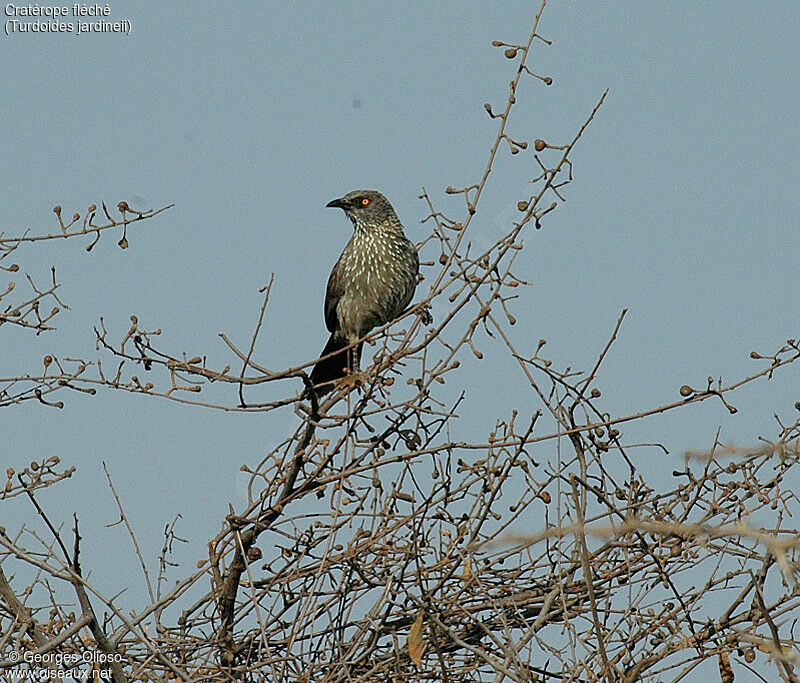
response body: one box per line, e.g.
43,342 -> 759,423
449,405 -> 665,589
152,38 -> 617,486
360,197 -> 371,207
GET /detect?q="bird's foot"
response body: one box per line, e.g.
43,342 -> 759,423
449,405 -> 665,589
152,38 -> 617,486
339,370 -> 367,392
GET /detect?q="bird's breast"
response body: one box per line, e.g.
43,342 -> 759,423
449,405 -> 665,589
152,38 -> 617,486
334,230 -> 418,340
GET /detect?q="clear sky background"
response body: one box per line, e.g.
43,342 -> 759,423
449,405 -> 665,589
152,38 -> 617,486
2,2 -> 799,677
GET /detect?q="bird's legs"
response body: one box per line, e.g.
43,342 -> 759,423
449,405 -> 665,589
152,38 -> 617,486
339,344 -> 367,390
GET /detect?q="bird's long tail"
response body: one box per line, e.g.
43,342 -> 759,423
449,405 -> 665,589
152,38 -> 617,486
310,333 -> 363,396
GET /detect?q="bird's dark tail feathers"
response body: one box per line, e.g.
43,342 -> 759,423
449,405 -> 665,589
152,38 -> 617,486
310,333 -> 363,397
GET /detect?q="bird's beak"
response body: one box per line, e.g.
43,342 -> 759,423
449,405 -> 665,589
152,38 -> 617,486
326,197 -> 347,209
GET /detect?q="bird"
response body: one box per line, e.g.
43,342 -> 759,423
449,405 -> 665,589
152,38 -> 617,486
310,190 -> 420,396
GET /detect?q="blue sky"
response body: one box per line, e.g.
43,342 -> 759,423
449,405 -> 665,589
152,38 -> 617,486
2,2 -> 799,675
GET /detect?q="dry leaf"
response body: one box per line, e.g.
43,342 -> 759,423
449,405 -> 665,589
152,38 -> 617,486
718,651 -> 734,683
408,611 -> 425,667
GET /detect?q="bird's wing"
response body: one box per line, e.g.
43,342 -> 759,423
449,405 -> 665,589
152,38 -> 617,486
324,264 -> 344,333
402,244 -> 421,309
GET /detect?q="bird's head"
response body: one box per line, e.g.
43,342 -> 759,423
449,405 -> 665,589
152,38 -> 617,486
326,190 -> 397,227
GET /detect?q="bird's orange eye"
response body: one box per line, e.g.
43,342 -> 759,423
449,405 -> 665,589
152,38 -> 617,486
360,197 -> 371,206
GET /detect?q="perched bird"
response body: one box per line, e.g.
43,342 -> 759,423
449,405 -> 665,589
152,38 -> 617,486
310,190 -> 419,396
